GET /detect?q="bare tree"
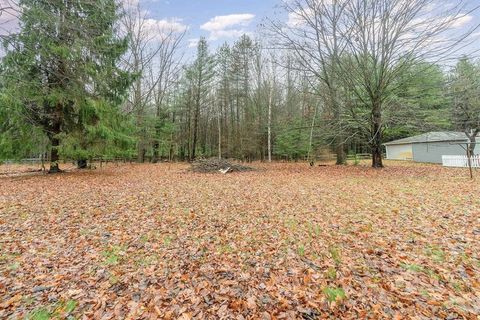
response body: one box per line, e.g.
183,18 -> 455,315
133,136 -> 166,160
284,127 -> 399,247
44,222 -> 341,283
339,0 -> 479,167
121,1 -> 185,162
270,0 -> 479,167
268,0 -> 350,165
450,57 -> 480,157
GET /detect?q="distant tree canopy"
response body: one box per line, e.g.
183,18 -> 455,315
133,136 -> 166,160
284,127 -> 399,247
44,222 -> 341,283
0,0 -> 478,171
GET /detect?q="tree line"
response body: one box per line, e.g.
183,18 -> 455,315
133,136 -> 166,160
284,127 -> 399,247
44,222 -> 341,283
0,0 -> 479,172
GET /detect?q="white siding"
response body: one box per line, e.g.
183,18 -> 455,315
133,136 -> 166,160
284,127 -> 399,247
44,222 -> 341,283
386,144 -> 413,160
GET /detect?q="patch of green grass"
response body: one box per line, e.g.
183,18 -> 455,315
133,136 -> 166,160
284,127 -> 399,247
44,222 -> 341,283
297,245 -> 305,257
102,245 -> 125,266
328,246 -> 342,265
425,268 -> 441,281
163,236 -> 173,246
8,262 -> 20,271
323,286 -> 346,302
420,289 -> 430,298
400,263 -> 441,280
218,244 -> 234,254
64,300 -> 77,314
139,234 -> 149,243
325,267 -> 337,280
400,263 -> 424,272
307,223 -> 322,238
452,281 -> 466,293
425,245 -> 445,262
25,300 -> 77,320
26,308 -> 50,320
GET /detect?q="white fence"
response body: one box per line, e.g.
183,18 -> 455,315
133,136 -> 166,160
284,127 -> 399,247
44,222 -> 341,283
442,155 -> 480,168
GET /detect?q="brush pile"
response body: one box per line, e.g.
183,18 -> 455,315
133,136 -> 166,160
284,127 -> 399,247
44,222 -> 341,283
191,158 -> 254,173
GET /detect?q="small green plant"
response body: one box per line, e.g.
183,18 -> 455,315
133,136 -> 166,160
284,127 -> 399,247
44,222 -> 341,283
420,289 -> 430,298
297,245 -> 305,257
325,267 -> 337,280
328,246 -> 341,265
8,262 -> 20,271
139,234 -> 149,243
163,236 -> 173,246
425,245 -> 445,262
400,263 -> 424,272
218,244 -> 234,254
26,308 -> 50,320
25,300 -> 77,320
323,286 -> 346,302
64,300 -> 77,313
102,245 -> 124,266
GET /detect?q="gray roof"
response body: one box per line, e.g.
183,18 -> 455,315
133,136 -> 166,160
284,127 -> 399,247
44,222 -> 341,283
384,132 -> 469,146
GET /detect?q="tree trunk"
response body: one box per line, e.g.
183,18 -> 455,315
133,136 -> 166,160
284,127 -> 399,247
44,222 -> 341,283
267,85 -> 273,163
335,137 -> 346,165
77,159 -> 88,169
137,145 -> 146,163
465,129 -> 479,155
371,103 -> 384,168
48,106 -> 62,173
192,103 -> 199,160
217,102 -> 222,160
152,141 -> 159,163
49,136 -> 61,173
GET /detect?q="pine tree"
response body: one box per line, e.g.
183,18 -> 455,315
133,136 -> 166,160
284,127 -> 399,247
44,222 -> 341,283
0,0 -> 133,172
185,37 -> 215,160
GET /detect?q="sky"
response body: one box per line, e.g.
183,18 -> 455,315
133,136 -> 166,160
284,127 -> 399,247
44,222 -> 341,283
1,0 -> 480,60
127,0 -> 480,58
134,0 -> 280,49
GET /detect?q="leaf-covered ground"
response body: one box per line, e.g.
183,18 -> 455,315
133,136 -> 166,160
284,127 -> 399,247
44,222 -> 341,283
0,162 -> 479,319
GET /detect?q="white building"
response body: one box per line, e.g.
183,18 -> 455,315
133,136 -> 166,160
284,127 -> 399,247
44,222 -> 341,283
384,132 -> 478,164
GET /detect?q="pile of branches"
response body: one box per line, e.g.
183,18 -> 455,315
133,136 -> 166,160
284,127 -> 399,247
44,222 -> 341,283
191,158 -> 254,174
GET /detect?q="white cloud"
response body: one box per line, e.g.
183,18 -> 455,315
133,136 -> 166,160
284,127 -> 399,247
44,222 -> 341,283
450,14 -> 473,28
286,8 -> 314,28
144,17 -> 187,34
188,38 -> 199,48
200,13 -> 255,40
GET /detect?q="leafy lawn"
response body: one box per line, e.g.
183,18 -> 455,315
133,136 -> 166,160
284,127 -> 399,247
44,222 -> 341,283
0,162 -> 479,319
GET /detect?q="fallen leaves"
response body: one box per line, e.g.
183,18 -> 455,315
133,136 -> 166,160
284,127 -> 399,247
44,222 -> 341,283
0,162 -> 479,318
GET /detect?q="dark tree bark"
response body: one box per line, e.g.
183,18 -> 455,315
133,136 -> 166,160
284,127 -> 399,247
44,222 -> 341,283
335,136 -> 346,165
49,135 -> 61,173
48,105 -> 63,173
77,159 -> 88,169
152,140 -> 160,163
371,104 -> 384,168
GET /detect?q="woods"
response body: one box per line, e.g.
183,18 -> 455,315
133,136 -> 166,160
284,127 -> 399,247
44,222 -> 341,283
1,0 -> 479,170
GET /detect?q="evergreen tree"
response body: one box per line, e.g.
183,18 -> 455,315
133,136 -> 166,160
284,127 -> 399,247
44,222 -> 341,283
0,0 -> 133,172
185,37 -> 215,160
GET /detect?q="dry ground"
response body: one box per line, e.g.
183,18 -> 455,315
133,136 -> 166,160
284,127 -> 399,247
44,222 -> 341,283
0,162 -> 479,319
